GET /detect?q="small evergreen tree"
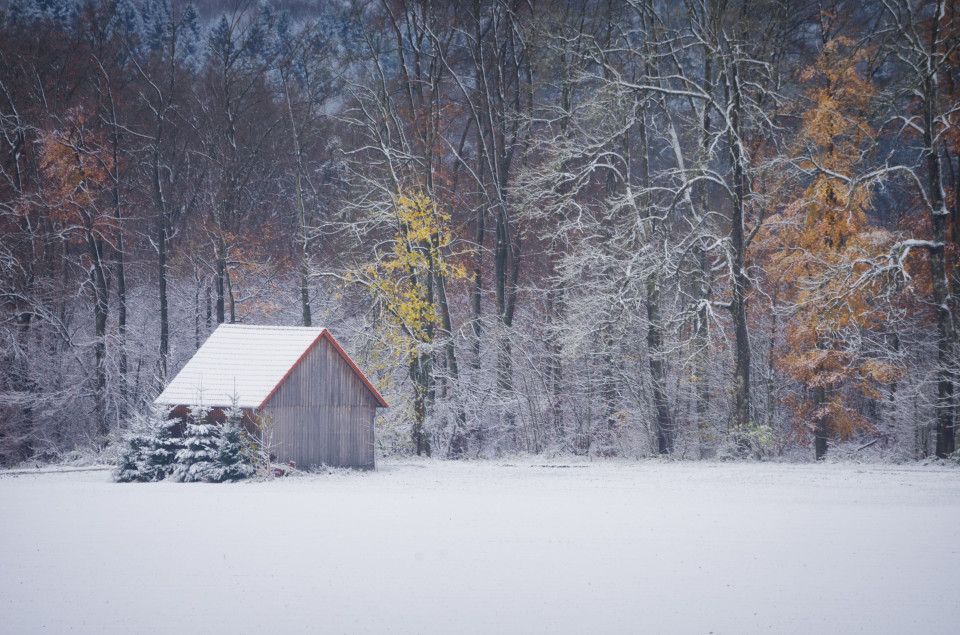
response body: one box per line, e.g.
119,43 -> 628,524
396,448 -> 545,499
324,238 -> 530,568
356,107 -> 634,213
114,416 -> 153,483
172,404 -> 219,482
214,399 -> 255,482
143,404 -> 181,481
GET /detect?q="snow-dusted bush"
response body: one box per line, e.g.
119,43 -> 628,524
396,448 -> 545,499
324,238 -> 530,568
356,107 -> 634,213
213,402 -> 255,482
115,402 -> 258,483
143,405 -> 181,480
114,416 -> 154,483
718,423 -> 775,461
116,405 -> 178,482
173,404 -> 219,482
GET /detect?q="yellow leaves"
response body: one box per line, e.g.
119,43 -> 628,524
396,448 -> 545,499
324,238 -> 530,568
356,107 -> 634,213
353,189 -> 464,360
389,190 -> 465,283
395,191 -> 444,241
378,274 -> 437,343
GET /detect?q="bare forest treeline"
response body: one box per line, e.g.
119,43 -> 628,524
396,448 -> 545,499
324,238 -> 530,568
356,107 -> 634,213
1,0 -> 959,464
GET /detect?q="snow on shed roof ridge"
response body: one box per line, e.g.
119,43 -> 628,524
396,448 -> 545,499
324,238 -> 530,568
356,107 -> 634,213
155,324 -> 386,409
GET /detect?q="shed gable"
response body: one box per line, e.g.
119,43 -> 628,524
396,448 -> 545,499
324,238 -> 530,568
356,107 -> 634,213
264,335 -> 384,409
262,335 -> 379,469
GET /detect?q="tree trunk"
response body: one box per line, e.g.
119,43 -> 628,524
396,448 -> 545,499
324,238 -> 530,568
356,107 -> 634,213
109,107 -> 128,410
547,281 -> 565,441
410,355 -> 431,457
227,266 -> 236,324
647,277 -> 672,454
194,262 -> 201,350
633,98 -> 672,453
215,237 -> 226,325
694,246 -> 712,454
728,64 -> 752,448
494,206 -> 511,417
471,198 -> 484,372
436,269 -> 467,457
496,329 -> 514,446
494,205 -> 520,445
930,228 -> 956,456
813,385 -> 828,460
115,219 -> 127,404
158,212 -> 169,387
86,234 -> 109,438
284,78 -> 312,327
151,105 -> 169,389
694,54 -> 713,455
921,67 -> 957,457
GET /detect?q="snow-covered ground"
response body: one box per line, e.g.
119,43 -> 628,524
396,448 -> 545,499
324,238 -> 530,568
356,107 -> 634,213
2,459 -> 958,634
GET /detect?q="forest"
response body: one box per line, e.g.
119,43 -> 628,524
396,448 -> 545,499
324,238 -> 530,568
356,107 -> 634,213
0,0 -> 958,465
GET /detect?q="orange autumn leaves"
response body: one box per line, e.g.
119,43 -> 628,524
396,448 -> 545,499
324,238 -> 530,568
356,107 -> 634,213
762,38 -> 902,442
38,110 -> 113,236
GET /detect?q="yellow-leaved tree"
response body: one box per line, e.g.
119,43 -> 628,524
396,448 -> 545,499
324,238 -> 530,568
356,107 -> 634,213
761,37 -> 900,459
352,190 -> 463,456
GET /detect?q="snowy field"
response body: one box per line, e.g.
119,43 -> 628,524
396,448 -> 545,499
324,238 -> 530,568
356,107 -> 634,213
2,460 -> 958,635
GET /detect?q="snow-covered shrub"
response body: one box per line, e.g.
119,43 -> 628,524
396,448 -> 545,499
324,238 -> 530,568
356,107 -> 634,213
143,405 -> 181,480
172,404 -> 220,482
115,404 -> 178,482
214,422 -> 254,481
116,402 -> 259,483
114,417 -> 154,483
718,423 -> 775,461
213,401 -> 255,482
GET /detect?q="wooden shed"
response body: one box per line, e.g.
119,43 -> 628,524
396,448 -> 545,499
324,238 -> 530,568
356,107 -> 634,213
156,325 -> 387,470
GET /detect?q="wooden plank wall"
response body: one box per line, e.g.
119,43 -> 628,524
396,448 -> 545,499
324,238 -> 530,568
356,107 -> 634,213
262,336 -> 378,469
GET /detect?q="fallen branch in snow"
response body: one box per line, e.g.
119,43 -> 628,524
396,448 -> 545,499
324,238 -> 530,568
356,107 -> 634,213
856,439 -> 879,452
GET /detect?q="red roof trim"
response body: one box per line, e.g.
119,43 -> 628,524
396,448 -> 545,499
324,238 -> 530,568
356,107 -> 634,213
258,329 -> 389,409
257,329 -> 325,409
320,330 -> 390,408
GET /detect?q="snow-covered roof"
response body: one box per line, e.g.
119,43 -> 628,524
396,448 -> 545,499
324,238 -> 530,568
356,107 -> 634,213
155,325 -> 385,409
